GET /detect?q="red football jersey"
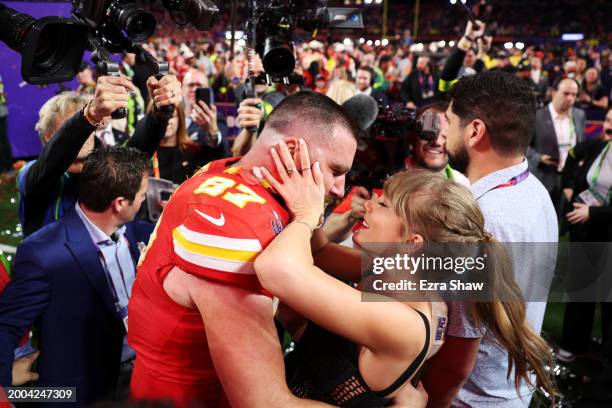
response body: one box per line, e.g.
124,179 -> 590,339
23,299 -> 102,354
128,157 -> 290,407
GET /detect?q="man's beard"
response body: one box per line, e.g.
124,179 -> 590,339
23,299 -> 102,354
447,141 -> 470,174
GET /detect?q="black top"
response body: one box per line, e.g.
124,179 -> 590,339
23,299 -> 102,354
561,138 -> 612,241
285,309 -> 430,407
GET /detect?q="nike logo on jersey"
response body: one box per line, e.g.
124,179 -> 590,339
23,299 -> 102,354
195,209 -> 226,226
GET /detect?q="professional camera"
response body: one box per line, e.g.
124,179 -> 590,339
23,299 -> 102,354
0,4 -> 89,84
0,1 -> 219,85
348,104 -> 441,190
245,0 -> 363,81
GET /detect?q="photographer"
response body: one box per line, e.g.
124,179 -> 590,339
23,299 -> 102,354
323,101 -> 468,244
437,20 -> 490,93
232,54 -> 287,156
18,74 -> 182,237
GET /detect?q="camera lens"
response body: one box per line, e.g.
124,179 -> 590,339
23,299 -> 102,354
112,3 -> 155,43
262,36 -> 295,78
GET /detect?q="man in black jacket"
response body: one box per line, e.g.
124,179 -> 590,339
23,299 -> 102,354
17,74 -> 182,237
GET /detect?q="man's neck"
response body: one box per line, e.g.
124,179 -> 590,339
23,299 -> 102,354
79,203 -> 120,238
466,155 -> 525,185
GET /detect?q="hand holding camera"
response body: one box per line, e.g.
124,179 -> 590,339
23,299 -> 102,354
464,20 -> 486,41
87,76 -> 136,125
147,74 -> 182,110
237,98 -> 264,132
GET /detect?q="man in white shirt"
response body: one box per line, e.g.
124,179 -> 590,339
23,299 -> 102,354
527,77 -> 585,218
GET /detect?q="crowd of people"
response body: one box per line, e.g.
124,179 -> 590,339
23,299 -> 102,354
0,2 -> 611,407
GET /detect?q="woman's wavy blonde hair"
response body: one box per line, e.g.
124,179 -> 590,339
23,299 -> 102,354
383,169 -> 556,401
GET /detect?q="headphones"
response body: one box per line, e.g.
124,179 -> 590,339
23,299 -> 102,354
358,66 -> 376,86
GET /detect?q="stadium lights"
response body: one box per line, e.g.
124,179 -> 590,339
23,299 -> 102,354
449,40 -> 455,47
374,40 -> 381,46
515,42 -> 525,50
343,37 -> 353,46
374,0 -> 383,4
237,39 -> 246,47
366,40 -> 373,45
450,0 -> 457,4
364,0 -> 373,4
504,41 -> 513,49
561,33 -> 584,41
225,31 -> 232,40
359,37 -> 365,44
381,38 -> 389,46
460,0 -> 467,3
437,40 -> 446,47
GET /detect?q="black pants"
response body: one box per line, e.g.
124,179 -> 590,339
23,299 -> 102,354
0,116 -> 13,172
561,231 -> 612,354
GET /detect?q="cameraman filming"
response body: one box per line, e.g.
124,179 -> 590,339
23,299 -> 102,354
18,74 -> 182,237
323,101 -> 469,244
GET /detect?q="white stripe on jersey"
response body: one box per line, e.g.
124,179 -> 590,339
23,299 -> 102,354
177,224 -> 263,252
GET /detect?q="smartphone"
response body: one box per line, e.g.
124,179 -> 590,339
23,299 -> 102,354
195,87 -> 212,106
160,190 -> 172,202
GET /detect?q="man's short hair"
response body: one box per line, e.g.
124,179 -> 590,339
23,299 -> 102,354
264,91 -> 358,141
449,71 -> 535,156
35,92 -> 89,142
79,146 -> 151,212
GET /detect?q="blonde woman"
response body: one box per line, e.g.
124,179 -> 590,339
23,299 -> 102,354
254,140 -> 556,406
326,79 -> 358,105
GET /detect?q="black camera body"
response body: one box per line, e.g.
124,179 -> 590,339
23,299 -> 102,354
246,0 -> 363,81
348,104 -> 442,191
0,1 -> 219,85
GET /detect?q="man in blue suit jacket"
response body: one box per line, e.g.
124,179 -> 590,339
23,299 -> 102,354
0,146 -> 153,405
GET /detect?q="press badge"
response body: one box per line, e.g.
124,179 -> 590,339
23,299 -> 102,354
434,316 -> 447,345
118,305 -> 129,333
577,189 -> 602,207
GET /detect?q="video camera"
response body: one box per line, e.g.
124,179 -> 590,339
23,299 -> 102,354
245,0 -> 363,82
348,104 -> 441,190
0,1 -> 219,86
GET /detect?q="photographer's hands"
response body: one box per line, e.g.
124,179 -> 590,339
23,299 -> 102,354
255,140 -> 325,230
87,76 -> 136,124
147,74 -> 182,109
238,98 -> 264,131
458,20 -> 486,52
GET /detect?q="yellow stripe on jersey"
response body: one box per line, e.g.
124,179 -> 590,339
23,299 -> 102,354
223,166 -> 240,175
172,227 -> 259,262
173,240 -> 256,275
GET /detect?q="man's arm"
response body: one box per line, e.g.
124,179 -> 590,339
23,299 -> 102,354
23,111 -> 94,199
188,278 -> 331,407
0,244 -> 50,386
421,336 -> 480,408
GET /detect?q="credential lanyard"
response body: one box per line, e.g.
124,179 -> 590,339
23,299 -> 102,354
588,142 -> 612,204
485,169 -> 530,195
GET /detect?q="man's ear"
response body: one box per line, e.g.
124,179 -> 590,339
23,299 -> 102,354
111,197 -> 126,214
467,119 -> 487,148
282,137 -> 299,155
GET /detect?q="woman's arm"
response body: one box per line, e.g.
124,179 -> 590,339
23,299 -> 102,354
254,140 -> 425,357
256,222 -> 424,357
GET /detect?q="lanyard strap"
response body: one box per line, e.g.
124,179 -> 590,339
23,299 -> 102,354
96,240 -> 130,309
490,169 -> 530,192
589,142 -> 612,203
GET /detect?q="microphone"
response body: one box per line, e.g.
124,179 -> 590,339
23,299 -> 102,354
341,94 -> 379,135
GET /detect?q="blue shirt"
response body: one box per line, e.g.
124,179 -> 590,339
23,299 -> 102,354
74,203 -> 136,363
448,159 -> 558,407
